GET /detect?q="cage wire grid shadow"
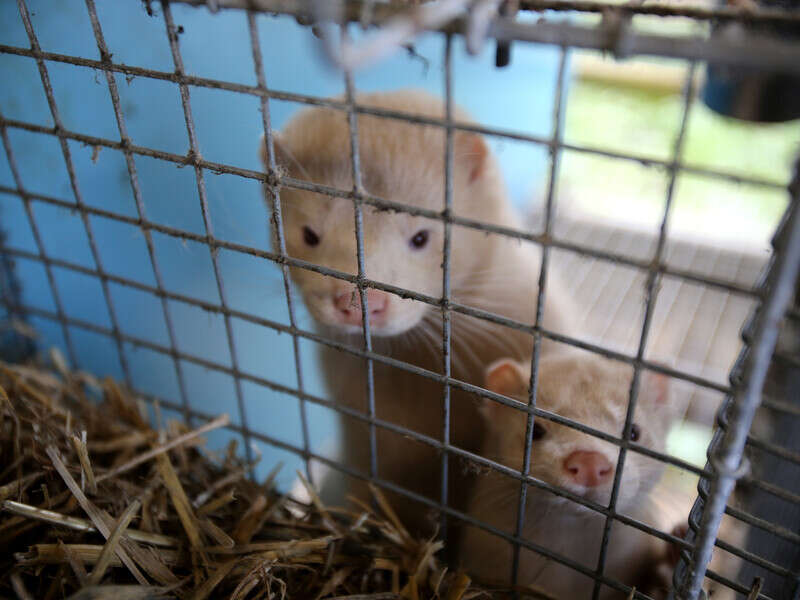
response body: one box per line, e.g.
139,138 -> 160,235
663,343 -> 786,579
0,0 -> 799,599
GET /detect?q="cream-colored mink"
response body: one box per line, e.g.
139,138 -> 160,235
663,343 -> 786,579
261,90 -> 572,535
459,352 -> 688,599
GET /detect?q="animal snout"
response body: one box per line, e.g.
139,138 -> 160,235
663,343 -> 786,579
333,288 -> 389,325
563,450 -> 613,487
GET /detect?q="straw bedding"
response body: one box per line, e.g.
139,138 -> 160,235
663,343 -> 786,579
0,356 -> 488,600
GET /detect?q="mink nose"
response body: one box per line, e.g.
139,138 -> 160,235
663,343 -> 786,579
333,288 -> 389,325
563,451 -> 613,487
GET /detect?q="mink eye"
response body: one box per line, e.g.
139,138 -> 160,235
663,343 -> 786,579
532,422 -> 547,440
629,424 -> 641,442
303,226 -> 320,247
409,229 -> 429,249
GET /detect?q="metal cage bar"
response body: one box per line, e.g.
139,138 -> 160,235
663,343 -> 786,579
170,0 -> 800,26
160,0 -> 255,467
592,61 -> 699,599
511,43 -> 569,587
1,1 -> 799,598
439,32 -> 455,540
674,174 -> 800,599
341,27 -> 380,483
247,9 -> 314,483
166,0 -> 800,74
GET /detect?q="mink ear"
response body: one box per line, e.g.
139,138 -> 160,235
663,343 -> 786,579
260,133 -> 297,175
480,359 -> 528,421
455,131 -> 489,184
642,370 -> 670,406
485,358 -> 528,398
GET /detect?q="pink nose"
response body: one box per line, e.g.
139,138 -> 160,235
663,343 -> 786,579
333,288 -> 389,325
563,451 -> 613,487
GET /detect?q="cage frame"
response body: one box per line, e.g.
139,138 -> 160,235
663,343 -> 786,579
1,0 -> 799,599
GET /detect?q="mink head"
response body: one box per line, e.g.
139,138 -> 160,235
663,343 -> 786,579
261,90 -> 506,337
480,353 -> 681,512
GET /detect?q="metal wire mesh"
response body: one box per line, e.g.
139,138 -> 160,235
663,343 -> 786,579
1,1 -> 799,599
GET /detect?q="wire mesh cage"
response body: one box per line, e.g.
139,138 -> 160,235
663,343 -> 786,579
1,0 -> 800,599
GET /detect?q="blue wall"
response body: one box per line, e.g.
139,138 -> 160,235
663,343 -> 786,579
0,1 -> 561,488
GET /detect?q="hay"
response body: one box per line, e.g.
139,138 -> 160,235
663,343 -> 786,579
0,357 -> 490,600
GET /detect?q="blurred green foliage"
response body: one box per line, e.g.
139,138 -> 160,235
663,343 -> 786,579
558,73 -> 799,241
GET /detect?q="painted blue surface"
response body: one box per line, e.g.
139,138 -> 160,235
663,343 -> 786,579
0,1 -> 562,489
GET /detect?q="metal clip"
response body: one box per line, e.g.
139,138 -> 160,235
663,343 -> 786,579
495,0 -> 519,66
601,7 -> 634,59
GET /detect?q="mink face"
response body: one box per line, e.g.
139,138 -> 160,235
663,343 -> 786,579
478,353 -> 678,511
262,90 -> 508,338
277,187 -> 447,336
